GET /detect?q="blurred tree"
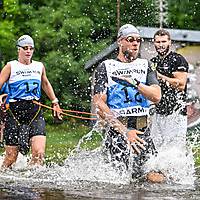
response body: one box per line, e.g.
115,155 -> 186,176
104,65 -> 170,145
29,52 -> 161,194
0,0 -> 3,8
168,0 -> 200,30
0,0 -> 199,112
0,0 -> 20,64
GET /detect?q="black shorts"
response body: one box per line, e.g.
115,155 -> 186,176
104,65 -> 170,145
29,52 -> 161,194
104,127 -> 156,179
4,100 -> 46,146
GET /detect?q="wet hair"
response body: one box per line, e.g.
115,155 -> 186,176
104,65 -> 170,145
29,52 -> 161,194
153,29 -> 171,40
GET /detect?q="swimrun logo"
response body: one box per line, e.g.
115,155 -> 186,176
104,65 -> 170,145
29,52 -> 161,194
112,68 -> 146,76
16,70 -> 41,76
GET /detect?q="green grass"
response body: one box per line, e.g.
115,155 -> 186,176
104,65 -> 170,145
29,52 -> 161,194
45,122 -> 102,164
194,148 -> 200,166
0,121 -> 199,167
187,127 -> 200,166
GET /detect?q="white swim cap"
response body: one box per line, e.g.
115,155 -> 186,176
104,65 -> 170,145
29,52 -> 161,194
17,35 -> 34,47
117,24 -> 140,38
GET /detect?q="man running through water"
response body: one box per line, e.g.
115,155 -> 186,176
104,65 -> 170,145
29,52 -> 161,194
93,24 -> 164,182
148,29 -> 195,182
150,29 -> 189,148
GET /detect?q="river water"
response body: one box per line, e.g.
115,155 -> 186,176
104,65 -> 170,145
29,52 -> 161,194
0,170 -> 199,200
0,179 -> 199,200
0,142 -> 199,200
0,119 -> 199,200
0,169 -> 199,200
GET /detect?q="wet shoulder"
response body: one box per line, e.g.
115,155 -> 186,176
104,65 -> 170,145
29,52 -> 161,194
167,51 -> 184,62
7,60 -> 18,66
168,52 -> 188,71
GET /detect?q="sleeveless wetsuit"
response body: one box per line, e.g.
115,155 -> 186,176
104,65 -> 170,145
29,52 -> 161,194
4,60 -> 46,155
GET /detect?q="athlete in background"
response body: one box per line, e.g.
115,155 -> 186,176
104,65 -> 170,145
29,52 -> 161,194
148,29 -> 194,182
0,35 -> 62,168
151,29 -> 189,151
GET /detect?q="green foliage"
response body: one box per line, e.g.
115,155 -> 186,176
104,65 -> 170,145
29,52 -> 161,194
0,21 -> 17,63
120,0 -> 156,27
0,0 -> 200,111
2,0 -> 20,18
0,0 -> 20,64
168,0 -> 200,29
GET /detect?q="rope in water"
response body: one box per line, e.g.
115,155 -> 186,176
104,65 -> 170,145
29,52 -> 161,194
33,100 -> 97,121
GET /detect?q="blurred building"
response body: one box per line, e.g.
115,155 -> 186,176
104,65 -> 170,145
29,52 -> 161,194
85,27 -> 200,71
85,27 -> 200,128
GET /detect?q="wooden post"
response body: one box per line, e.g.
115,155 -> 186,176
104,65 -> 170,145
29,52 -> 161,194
117,0 -> 120,33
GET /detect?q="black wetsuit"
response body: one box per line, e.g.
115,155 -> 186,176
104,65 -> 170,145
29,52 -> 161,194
4,100 -> 46,155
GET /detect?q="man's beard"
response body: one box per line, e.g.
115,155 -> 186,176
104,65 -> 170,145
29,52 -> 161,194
123,50 -> 138,62
156,45 -> 170,56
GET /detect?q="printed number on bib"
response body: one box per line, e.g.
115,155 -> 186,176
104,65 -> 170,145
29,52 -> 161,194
25,82 -> 39,95
121,87 -> 142,104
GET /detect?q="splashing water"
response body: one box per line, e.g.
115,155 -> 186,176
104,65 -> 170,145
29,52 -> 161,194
144,146 -> 195,185
63,122 -> 132,185
0,116 -> 198,197
146,111 -> 196,185
0,124 -> 132,188
0,122 -> 195,185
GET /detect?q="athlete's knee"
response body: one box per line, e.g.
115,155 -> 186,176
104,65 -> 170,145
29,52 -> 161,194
2,146 -> 18,168
32,149 -> 45,158
5,146 -> 18,156
32,148 -> 45,160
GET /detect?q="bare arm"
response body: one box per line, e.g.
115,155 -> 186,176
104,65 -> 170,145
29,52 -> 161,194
0,64 -> 11,103
137,84 -> 161,104
93,93 -> 127,134
41,65 -> 62,120
41,66 -> 57,100
0,64 -> 11,90
157,71 -> 187,91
